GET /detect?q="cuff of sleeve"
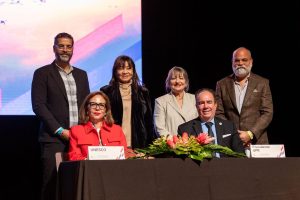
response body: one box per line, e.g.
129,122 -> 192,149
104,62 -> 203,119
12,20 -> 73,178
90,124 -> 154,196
55,127 -> 64,136
247,131 -> 254,140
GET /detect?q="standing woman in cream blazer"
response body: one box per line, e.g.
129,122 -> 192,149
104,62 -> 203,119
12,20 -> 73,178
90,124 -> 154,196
154,66 -> 198,137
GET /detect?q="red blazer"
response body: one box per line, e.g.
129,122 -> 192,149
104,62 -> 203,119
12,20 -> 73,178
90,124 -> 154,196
68,121 -> 128,160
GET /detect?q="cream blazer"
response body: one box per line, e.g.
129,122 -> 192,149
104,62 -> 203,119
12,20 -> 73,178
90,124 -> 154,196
154,92 -> 198,137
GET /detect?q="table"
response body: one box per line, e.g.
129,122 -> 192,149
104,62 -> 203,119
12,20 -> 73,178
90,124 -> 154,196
58,158 -> 300,200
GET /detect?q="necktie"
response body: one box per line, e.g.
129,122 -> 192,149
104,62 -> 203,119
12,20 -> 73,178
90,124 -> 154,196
205,122 -> 218,157
205,122 -> 214,137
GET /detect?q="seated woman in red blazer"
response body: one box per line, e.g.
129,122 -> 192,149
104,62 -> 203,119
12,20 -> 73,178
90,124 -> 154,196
68,91 -> 128,160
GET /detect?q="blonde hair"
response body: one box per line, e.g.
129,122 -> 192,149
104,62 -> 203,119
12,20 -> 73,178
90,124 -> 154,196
165,66 -> 189,92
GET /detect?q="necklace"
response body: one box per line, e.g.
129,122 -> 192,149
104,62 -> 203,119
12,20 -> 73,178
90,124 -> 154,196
119,83 -> 132,97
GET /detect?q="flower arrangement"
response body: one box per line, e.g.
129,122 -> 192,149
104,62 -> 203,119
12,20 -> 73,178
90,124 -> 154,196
134,132 -> 246,161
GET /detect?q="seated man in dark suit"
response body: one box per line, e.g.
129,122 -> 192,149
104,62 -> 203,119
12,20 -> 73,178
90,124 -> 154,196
178,88 -> 244,157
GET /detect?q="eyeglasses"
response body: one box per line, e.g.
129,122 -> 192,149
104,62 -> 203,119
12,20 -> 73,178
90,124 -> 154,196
88,102 -> 106,110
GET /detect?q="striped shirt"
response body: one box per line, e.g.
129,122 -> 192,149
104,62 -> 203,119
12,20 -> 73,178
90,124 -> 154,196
57,65 -> 78,127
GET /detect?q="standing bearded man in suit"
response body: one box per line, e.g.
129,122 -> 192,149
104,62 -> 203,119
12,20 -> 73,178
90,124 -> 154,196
215,47 -> 273,146
31,32 -> 90,200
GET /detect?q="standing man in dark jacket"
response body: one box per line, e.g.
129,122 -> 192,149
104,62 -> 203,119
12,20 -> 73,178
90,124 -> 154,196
215,47 -> 273,146
31,32 -> 90,200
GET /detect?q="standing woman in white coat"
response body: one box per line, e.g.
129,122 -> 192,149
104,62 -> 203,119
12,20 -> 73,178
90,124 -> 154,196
154,66 -> 198,137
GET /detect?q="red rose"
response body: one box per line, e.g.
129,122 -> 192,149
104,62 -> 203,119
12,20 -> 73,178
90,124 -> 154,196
167,140 -> 176,149
196,133 -> 214,145
173,135 -> 179,143
182,132 -> 189,144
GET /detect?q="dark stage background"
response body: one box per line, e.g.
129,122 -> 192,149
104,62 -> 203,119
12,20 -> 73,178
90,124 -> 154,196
1,1 -> 299,199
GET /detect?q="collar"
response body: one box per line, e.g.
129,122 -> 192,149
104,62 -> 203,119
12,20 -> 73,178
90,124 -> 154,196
170,91 -> 186,98
55,62 -> 73,74
233,73 -> 251,84
85,121 -> 111,134
200,118 -> 215,126
119,80 -> 132,89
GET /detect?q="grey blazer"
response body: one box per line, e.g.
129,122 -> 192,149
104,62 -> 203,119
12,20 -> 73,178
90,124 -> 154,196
154,92 -> 198,137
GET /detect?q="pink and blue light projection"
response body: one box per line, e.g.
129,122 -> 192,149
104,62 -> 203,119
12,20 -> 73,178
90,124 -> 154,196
0,0 -> 141,115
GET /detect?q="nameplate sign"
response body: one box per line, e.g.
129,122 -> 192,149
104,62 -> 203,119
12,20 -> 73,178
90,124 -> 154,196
88,146 -> 125,160
250,144 -> 285,158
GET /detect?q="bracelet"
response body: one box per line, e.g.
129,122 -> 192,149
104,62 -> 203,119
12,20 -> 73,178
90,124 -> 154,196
56,127 -> 64,136
246,131 -> 254,140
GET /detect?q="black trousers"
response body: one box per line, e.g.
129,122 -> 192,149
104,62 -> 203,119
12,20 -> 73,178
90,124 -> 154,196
40,142 -> 67,200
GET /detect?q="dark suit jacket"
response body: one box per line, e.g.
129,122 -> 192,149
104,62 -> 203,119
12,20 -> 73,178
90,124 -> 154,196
177,117 -> 244,155
215,72 -> 273,144
31,61 -> 90,143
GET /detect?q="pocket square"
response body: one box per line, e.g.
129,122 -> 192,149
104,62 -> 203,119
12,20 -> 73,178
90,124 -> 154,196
222,134 -> 231,138
253,89 -> 258,92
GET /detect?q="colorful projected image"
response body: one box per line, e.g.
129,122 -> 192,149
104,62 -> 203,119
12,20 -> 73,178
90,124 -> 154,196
0,0 -> 141,115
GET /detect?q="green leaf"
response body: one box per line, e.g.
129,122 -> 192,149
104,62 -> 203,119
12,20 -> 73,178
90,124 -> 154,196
131,135 -> 246,160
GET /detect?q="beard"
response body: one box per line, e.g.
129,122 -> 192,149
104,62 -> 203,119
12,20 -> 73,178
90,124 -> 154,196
232,64 -> 252,78
56,52 -> 73,63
